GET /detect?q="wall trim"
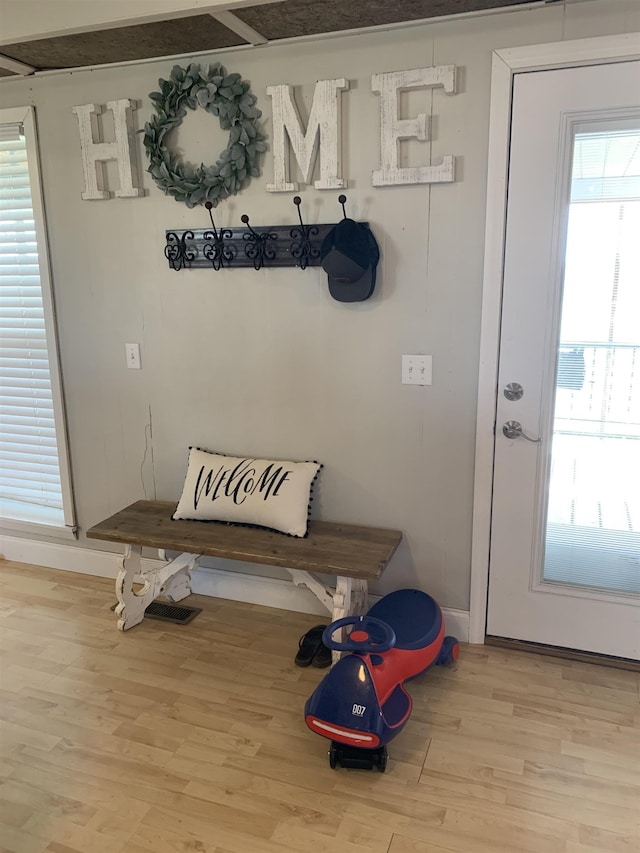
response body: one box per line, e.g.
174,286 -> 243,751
0,534 -> 469,641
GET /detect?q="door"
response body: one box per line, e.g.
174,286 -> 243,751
487,59 -> 640,660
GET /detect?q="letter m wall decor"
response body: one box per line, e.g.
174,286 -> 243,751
266,79 -> 349,191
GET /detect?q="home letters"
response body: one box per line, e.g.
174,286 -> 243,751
372,66 -> 456,186
72,99 -> 143,199
75,65 -> 458,199
266,78 -> 349,191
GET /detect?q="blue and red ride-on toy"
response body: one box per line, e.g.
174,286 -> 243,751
304,589 -> 459,771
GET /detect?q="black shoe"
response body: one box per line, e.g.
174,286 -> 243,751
295,625 -> 327,667
311,641 -> 332,668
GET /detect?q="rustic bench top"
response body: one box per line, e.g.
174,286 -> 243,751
86,500 -> 402,582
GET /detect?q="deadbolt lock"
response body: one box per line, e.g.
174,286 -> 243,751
504,382 -> 524,401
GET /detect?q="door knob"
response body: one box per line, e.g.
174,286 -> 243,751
502,420 -> 542,443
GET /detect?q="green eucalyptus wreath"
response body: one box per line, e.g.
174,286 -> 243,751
143,62 -> 267,208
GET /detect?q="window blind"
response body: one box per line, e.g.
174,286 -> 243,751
571,128 -> 640,201
0,124 -> 65,522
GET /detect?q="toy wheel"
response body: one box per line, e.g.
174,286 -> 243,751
377,747 -> 388,773
438,636 -> 460,665
328,742 -> 339,769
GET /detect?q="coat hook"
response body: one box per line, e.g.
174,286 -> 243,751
338,194 -> 348,220
240,214 -> 278,271
290,196 -> 320,270
205,202 -> 220,241
203,202 -> 234,270
164,230 -> 196,271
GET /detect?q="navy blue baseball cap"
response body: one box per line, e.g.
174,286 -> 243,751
320,218 -> 380,302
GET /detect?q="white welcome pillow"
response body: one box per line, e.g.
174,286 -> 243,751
173,447 -> 321,537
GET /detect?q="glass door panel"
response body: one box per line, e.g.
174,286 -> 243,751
544,127 -> 640,595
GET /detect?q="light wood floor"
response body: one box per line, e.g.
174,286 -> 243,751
0,561 -> 638,853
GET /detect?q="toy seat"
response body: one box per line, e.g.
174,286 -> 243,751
356,590 -> 446,710
368,588 -> 443,650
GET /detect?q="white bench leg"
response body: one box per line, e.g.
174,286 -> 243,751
283,570 -> 370,665
332,576 -> 368,622
115,544 -> 149,631
331,576 -> 369,665
160,551 -> 198,602
115,547 -> 198,631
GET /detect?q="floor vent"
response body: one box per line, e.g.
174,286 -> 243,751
111,601 -> 202,624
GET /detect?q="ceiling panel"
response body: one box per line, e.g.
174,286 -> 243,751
0,15 -> 246,72
235,0 -> 533,40
0,0 -> 535,76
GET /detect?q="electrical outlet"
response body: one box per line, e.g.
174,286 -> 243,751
402,354 -> 432,385
126,343 -> 141,369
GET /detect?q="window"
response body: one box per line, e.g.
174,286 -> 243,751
544,123 -> 640,593
0,106 -> 75,536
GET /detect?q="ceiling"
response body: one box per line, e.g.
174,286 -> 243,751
0,0 -> 537,78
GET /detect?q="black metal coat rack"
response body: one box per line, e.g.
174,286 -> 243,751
164,195 -> 349,272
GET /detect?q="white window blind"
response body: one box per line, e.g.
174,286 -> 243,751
0,107 -> 75,534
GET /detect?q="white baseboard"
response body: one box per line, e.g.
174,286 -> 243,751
438,608 -> 470,643
0,534 -> 470,642
0,534 -> 124,579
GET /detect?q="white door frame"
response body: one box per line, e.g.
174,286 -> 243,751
469,32 -> 640,645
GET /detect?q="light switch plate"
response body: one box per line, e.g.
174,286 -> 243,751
402,354 -> 432,385
126,343 -> 141,369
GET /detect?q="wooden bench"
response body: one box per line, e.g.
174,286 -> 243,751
87,500 -> 402,656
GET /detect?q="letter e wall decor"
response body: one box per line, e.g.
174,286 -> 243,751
371,66 -> 456,186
